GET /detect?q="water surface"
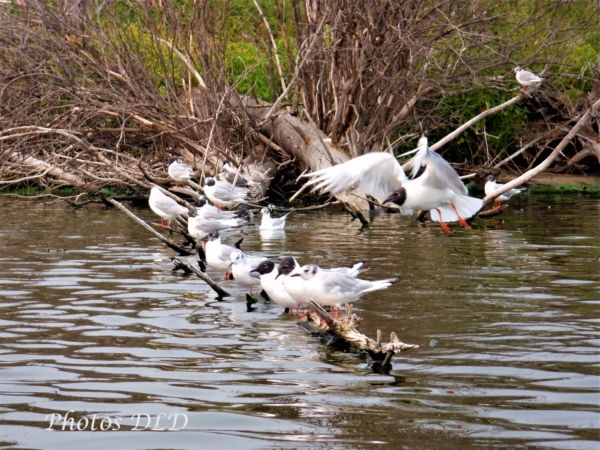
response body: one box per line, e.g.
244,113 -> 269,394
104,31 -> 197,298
0,195 -> 599,449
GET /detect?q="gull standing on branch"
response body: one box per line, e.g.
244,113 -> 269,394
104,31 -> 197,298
259,207 -> 290,230
485,175 -> 525,209
187,207 -> 232,243
205,231 -> 242,280
203,177 -> 249,209
303,137 -> 483,233
514,67 -> 544,92
251,260 -> 299,312
149,186 -> 188,228
229,250 -> 266,295
278,256 -> 367,314
168,159 -> 195,188
291,264 -> 399,319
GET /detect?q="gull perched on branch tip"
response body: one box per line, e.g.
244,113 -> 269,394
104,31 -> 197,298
514,67 -> 544,92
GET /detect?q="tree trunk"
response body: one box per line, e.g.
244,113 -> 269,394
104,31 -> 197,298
242,100 -> 369,210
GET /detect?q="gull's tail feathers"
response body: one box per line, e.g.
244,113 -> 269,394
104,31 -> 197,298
360,277 -> 400,295
430,195 -> 483,223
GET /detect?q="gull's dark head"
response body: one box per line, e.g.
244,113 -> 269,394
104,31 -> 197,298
187,207 -> 198,218
276,256 -> 297,279
204,178 -> 216,187
486,174 -> 497,182
207,231 -> 220,241
382,187 -> 407,207
195,198 -> 207,208
251,260 -> 275,276
168,158 -> 177,165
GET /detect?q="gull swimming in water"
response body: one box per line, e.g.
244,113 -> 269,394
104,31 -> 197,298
203,177 -> 249,209
205,231 -> 242,280
485,175 -> 525,209
168,159 -> 195,188
259,207 -> 290,230
229,250 -> 266,294
291,264 -> 399,319
514,67 -> 544,92
304,136 -> 483,233
149,186 -> 188,227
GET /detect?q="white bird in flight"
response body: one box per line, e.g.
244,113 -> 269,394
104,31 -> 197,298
149,187 -> 188,228
168,159 -> 195,188
485,175 -> 525,209
514,67 -> 544,92
304,137 -> 483,233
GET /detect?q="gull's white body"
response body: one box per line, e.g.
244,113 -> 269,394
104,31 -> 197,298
282,258 -> 365,305
168,160 -> 195,183
259,208 -> 290,230
204,177 -> 249,208
205,235 -> 239,273
515,67 -> 544,88
149,187 -> 188,222
259,266 -> 298,309
485,178 -> 524,202
294,264 -> 398,308
304,137 -> 483,224
230,250 -> 264,288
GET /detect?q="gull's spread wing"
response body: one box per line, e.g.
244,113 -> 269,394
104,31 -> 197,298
303,152 -> 407,202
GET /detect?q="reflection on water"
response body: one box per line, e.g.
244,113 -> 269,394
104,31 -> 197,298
0,195 -> 599,449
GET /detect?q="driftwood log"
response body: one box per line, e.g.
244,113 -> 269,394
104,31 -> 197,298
299,300 -> 418,365
108,199 -> 195,256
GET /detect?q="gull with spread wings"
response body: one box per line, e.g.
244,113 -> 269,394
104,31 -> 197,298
303,137 -> 483,233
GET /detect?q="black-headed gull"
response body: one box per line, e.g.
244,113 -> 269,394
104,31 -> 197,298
485,175 -> 525,209
149,187 -> 188,227
229,249 -> 266,294
291,264 -> 399,319
187,207 -> 232,242
195,197 -> 246,227
278,256 -> 366,314
168,159 -> 195,188
304,137 -> 483,233
203,177 -> 248,209
514,67 -> 544,92
251,260 -> 298,312
259,207 -> 290,230
219,163 -> 249,187
205,231 -> 242,280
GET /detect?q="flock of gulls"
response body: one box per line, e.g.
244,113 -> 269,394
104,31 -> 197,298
146,67 -> 540,314
147,130 -> 526,317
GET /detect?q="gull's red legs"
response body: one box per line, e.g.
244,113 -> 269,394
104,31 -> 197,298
436,209 -> 452,233
450,203 -> 470,228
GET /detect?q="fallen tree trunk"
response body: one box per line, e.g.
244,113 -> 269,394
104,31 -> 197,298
241,99 -> 370,211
